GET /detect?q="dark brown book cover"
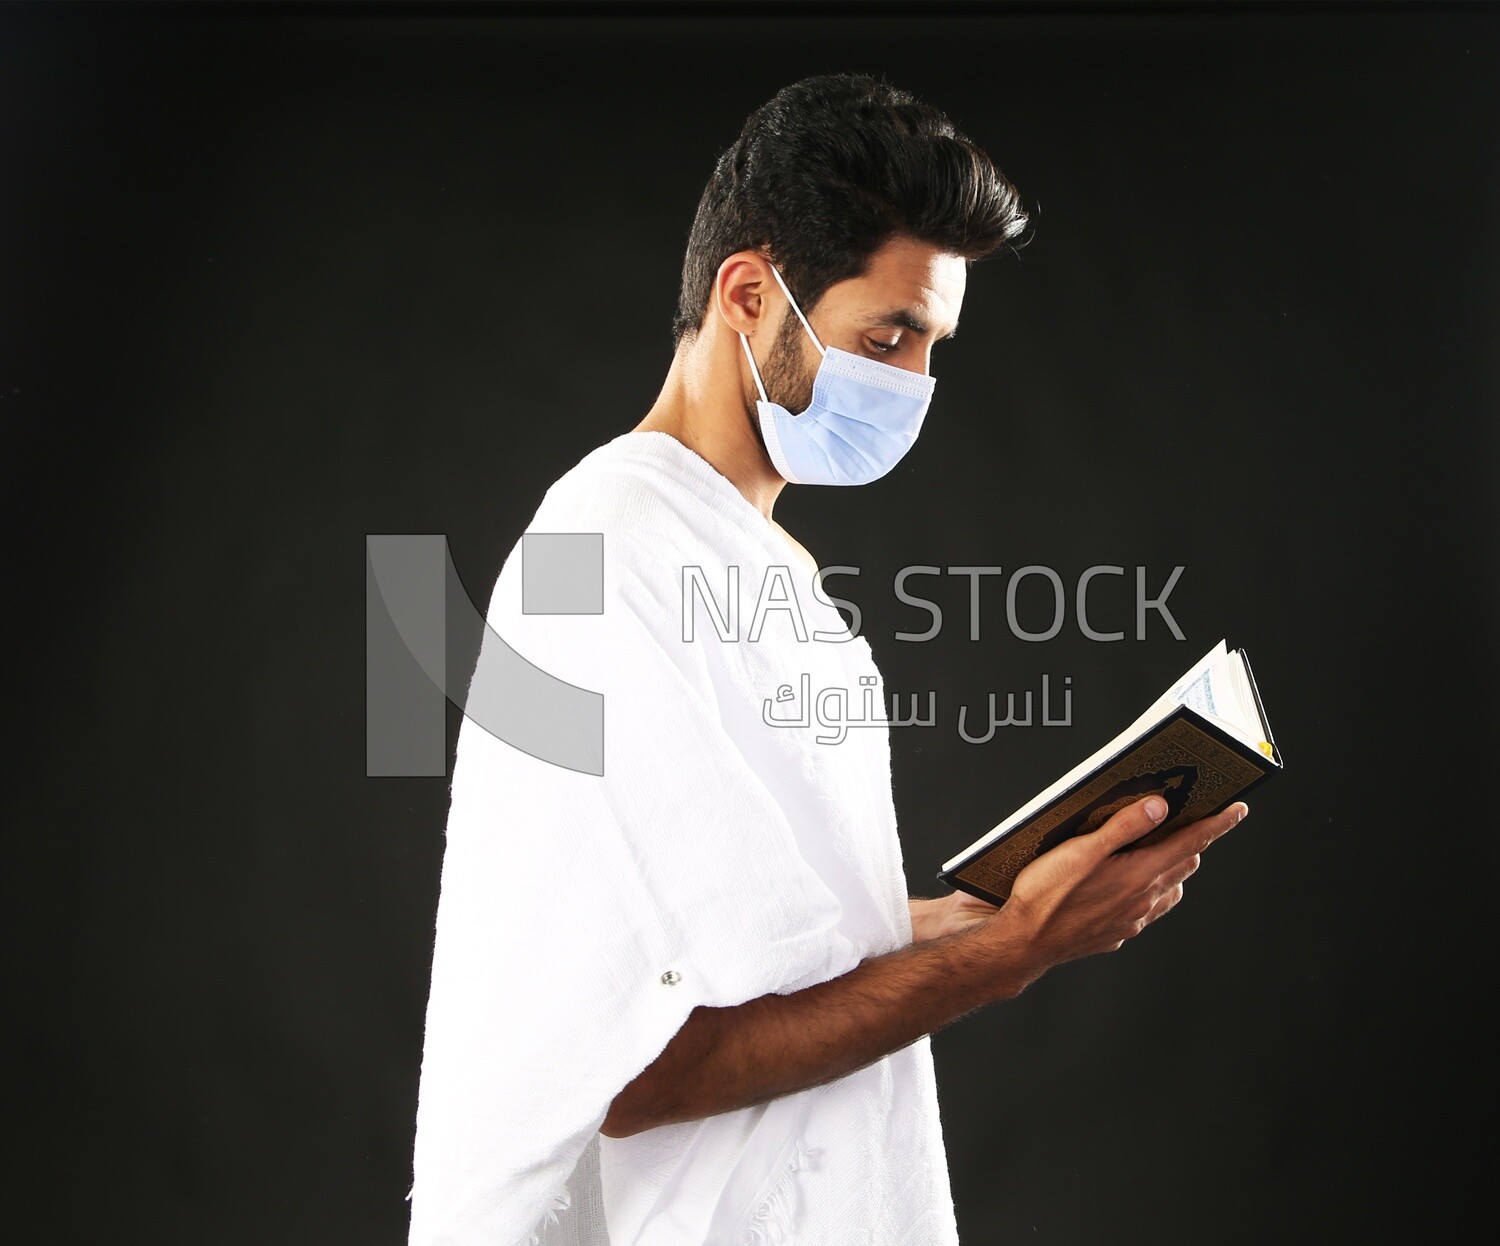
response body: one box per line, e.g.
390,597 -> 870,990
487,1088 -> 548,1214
938,700 -> 1282,908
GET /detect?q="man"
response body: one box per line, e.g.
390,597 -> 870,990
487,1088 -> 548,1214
405,72 -> 1246,1245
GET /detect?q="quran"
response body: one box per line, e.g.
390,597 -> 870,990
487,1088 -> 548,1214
938,640 -> 1282,907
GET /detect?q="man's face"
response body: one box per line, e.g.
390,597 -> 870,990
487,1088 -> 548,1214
761,234 -> 967,415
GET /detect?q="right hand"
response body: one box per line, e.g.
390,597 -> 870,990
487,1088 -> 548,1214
974,795 -> 1248,990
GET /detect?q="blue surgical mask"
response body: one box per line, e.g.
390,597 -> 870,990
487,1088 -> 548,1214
739,262 -> 936,486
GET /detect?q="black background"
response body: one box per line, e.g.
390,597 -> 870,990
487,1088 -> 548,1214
6,2 -> 1497,1242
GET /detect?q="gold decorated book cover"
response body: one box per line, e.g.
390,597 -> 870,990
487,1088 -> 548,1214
939,643 -> 1283,907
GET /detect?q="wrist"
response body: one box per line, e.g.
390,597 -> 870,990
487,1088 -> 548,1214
907,895 -> 951,944
963,902 -> 1048,1001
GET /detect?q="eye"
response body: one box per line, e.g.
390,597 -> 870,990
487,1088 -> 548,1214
867,338 -> 899,355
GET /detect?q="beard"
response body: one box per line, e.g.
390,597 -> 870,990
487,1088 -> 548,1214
761,308 -> 818,417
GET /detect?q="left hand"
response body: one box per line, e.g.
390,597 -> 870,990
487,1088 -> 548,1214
940,889 -> 1003,936
909,891 -> 1000,942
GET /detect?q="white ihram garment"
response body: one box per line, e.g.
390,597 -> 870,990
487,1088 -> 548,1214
405,431 -> 960,1246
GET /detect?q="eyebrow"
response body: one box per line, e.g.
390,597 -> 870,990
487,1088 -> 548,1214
862,309 -> 959,340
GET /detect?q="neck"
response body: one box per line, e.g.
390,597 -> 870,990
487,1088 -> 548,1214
632,327 -> 786,521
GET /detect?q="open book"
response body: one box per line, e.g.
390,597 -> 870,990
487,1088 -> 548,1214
938,640 -> 1282,907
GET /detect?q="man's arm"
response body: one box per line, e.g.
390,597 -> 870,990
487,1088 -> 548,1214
601,795 -> 1246,1139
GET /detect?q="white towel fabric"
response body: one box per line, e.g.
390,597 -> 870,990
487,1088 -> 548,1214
406,430 -> 960,1246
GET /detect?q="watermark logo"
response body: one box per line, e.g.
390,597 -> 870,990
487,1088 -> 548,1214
367,534 -> 1187,772
680,563 -> 1184,644
365,533 -> 606,778
763,670 -> 1077,745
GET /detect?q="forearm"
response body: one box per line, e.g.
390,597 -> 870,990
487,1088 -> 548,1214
601,921 -> 1033,1139
603,794 -> 1235,1139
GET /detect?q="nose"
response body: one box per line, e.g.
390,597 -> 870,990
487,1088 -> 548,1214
900,346 -> 934,379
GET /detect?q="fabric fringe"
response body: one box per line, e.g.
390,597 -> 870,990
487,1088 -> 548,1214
525,1184 -> 574,1246
736,1142 -> 823,1246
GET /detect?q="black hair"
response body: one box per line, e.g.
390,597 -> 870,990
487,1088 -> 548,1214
671,72 -> 1029,349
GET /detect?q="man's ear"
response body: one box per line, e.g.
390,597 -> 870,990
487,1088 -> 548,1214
714,251 -> 775,339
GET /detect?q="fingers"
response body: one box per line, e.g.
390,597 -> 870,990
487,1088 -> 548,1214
1142,880 -> 1186,927
1135,800 -> 1249,865
1088,794 -> 1173,855
1014,799 -> 1251,963
1160,851 -> 1203,891
1177,801 -> 1249,853
1135,802 -> 1250,929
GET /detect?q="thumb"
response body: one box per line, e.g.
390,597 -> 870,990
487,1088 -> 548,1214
1086,795 -> 1170,856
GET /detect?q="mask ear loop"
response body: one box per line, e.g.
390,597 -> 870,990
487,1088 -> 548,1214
739,333 -> 771,404
766,263 -> 828,357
